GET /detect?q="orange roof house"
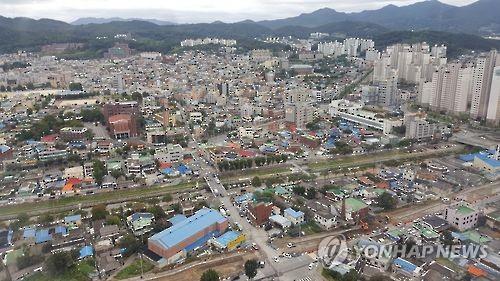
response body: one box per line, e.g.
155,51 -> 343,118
467,265 -> 486,277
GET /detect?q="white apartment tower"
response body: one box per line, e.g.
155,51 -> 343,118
470,50 -> 497,119
486,66 -> 500,125
453,67 -> 473,114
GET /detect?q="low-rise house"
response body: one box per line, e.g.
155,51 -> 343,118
52,228 -> 85,251
306,200 -> 338,230
392,257 -> 422,280
64,214 -> 82,228
210,231 -> 246,251
421,215 -> 450,232
357,237 -> 394,270
284,208 -> 305,225
127,212 -> 154,236
101,175 -> 117,189
98,225 -> 120,239
126,154 -> 155,175
269,215 -> 291,229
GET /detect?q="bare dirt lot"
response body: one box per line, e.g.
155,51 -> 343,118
154,252 -> 258,281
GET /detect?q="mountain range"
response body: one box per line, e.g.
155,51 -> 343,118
0,0 -> 499,57
71,17 -> 175,26
69,0 -> 500,34
257,0 -> 499,34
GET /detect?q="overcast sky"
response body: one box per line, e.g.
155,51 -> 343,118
0,0 -> 478,23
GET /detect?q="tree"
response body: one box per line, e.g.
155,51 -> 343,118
105,215 -> 121,225
306,187 -> 317,199
110,169 -> 123,179
200,269 -> 220,281
92,160 -> 107,186
377,192 -> 397,210
244,259 -> 259,279
45,251 -> 75,276
80,108 -> 104,123
292,186 -> 306,196
148,205 -> 167,219
251,176 -> 262,187
442,230 -> 455,245
10,213 -> 30,231
91,204 -> 108,221
162,194 -> 173,202
343,269 -> 359,281
17,247 -> 43,270
119,234 -> 141,257
37,213 -> 54,225
397,139 -> 412,147
68,82 -> 83,91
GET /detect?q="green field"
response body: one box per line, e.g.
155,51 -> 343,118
115,259 -> 154,280
24,259 -> 95,281
302,221 -> 323,235
0,181 -> 200,219
308,146 -> 463,172
220,166 -> 291,182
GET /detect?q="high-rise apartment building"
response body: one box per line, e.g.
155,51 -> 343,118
470,50 -> 497,119
486,66 -> 500,125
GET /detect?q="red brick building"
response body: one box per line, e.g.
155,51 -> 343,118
247,202 -> 274,226
108,114 -> 138,139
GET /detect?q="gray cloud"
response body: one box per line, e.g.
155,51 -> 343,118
0,0 -> 479,23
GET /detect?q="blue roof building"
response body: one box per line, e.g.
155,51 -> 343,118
392,257 -> 421,276
148,208 -> 228,264
64,214 -> 81,224
177,164 -> 191,175
0,145 -> 10,154
212,231 -> 245,250
54,225 -> 67,236
284,208 -> 305,225
169,214 -> 187,225
79,245 -> 94,259
35,229 -> 52,244
23,228 -> 36,239
235,193 -> 254,204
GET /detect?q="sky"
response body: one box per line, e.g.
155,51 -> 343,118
0,0 -> 479,23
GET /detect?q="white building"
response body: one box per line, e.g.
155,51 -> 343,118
444,202 -> 481,231
470,50 -> 498,119
154,144 -> 184,163
486,66 -> 500,125
329,100 -> 402,134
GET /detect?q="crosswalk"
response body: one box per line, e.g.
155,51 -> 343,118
295,277 -> 312,281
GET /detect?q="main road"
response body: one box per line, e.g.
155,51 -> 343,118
190,138 -> 320,281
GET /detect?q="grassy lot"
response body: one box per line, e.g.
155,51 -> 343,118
0,181 -> 200,219
24,259 -> 95,281
115,259 -> 154,280
302,221 -> 323,235
308,146 -> 463,172
220,166 -> 291,182
436,258 -> 462,272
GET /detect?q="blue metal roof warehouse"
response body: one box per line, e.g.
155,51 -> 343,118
149,208 -> 227,250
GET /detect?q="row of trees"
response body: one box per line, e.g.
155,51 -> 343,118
217,154 -> 288,171
200,259 -> 259,281
292,185 -> 317,200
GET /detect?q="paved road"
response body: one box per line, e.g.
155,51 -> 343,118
189,137 -> 322,281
